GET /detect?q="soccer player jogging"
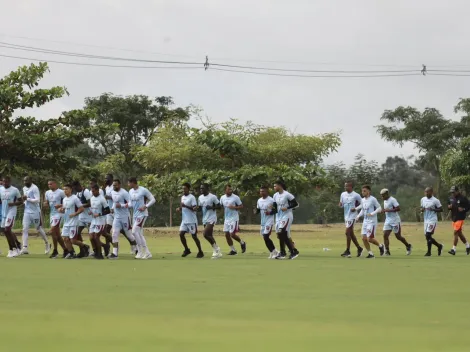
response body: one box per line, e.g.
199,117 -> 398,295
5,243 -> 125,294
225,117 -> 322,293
0,176 -> 23,257
447,186 -> 470,256
177,183 -> 204,258
255,186 -> 278,259
72,181 -> 92,258
89,184 -> 111,259
198,183 -> 222,259
421,187 -> 444,256
380,189 -> 412,256
44,180 -> 68,259
128,177 -> 156,260
21,176 -> 51,255
354,185 -> 385,259
110,179 -> 137,259
339,182 -> 363,258
58,184 -> 85,259
220,184 -> 246,256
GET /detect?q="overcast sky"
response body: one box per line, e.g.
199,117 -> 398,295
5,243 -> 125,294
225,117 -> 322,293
1,0 -> 469,165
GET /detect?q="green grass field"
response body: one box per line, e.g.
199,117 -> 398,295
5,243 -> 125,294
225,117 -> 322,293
1,223 -> 469,352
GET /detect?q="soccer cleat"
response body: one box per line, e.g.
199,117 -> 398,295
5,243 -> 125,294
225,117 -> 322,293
293,248 -> 299,255
7,250 -> 15,258
269,250 -> 279,259
20,247 -> 29,255
438,244 -> 444,256
65,252 -> 76,259
384,250 -> 391,257
357,247 -> 364,257
212,250 -> 223,259
84,245 -> 91,257
88,251 -> 95,258
406,244 -> 413,256
241,242 -> 247,254
135,251 -> 143,259
228,250 -> 238,256
44,243 -> 51,255
103,244 -> 111,257
12,248 -> 20,257
49,251 -> 59,259
108,254 -> 118,260
196,251 -> 204,258
141,253 -> 153,260
448,249 -> 456,256
340,250 -> 351,258
379,245 -> 385,256
424,252 -> 432,257
275,252 -> 286,260
289,251 -> 299,260
62,251 -> 69,259
366,253 -> 375,259
466,247 -> 470,256
181,249 -> 191,257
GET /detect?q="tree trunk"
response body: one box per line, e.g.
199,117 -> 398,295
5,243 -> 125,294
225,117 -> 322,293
169,198 -> 173,227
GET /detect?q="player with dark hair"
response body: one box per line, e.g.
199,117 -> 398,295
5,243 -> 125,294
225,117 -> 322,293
89,184 -> 111,259
198,183 -> 222,258
0,176 -> 23,257
177,183 -> 204,258
44,179 -> 68,258
72,181 -> 92,258
421,187 -> 444,256
339,181 -> 363,258
59,184 -> 85,259
447,186 -> 470,255
255,186 -> 278,258
220,184 -> 246,255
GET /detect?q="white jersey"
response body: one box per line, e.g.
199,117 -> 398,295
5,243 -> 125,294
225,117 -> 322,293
45,189 -> 65,218
90,195 -> 109,226
180,194 -> 198,224
1,186 -> 22,218
76,189 -> 93,222
421,196 -> 442,223
257,196 -> 275,227
0,185 -> 4,218
23,184 -> 41,215
340,191 -> 362,221
129,186 -> 155,219
359,195 -> 381,224
111,189 -> 131,220
383,196 -> 401,224
220,194 -> 242,223
62,195 -> 83,227
105,185 -> 114,209
273,191 -> 296,221
198,193 -> 219,225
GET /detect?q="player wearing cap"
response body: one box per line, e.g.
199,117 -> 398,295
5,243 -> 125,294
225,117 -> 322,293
447,186 -> 470,256
380,189 -> 412,256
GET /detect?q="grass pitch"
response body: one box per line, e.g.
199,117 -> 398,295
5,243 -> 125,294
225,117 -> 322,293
0,223 -> 468,352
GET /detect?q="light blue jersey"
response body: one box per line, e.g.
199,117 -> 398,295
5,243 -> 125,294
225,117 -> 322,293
1,185 -> 21,219
180,194 -> 198,224
273,191 -> 295,222
421,196 -> 442,223
111,189 -> 131,220
62,195 -> 83,227
0,185 -> 4,220
383,196 -> 401,224
129,186 -> 155,219
340,191 -> 362,221
257,196 -> 275,227
358,195 -> 381,224
45,189 -> 65,218
220,194 -> 242,223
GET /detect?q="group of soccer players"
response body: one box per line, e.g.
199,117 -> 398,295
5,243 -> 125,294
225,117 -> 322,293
339,182 -> 470,258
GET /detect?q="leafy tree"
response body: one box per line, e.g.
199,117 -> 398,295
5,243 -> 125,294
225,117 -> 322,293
347,154 -> 379,187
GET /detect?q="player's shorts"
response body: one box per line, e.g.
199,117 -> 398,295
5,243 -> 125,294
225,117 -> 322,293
106,213 -> 114,226
223,221 -> 239,234
133,216 -> 147,231
50,216 -> 62,228
276,217 -> 293,238
453,220 -> 464,232
90,224 -> 106,234
361,222 -> 376,238
424,222 -> 437,235
23,213 -> 42,229
345,219 -> 355,228
383,222 -> 401,234
1,215 -> 15,229
203,221 -> 216,228
62,226 -> 78,238
260,224 -> 273,236
180,223 -> 197,235
113,217 -> 131,232
78,220 -> 91,228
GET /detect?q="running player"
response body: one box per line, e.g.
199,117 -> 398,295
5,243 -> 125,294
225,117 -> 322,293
128,177 -> 155,259
44,179 -> 68,258
0,176 -> 3,235
89,184 -> 110,259
59,184 -> 85,259
0,176 -> 23,257
421,187 -> 444,256
220,184 -> 246,255
110,179 -> 137,259
72,181 -> 92,258
447,186 -> 470,255
380,189 -> 412,256
255,186 -> 278,259
339,181 -> 363,258
177,183 -> 204,258
273,180 -> 298,260
21,176 -> 50,255
354,185 -> 384,258
198,183 -> 222,259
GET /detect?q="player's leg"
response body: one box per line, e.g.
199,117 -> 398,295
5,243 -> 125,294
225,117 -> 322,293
62,227 -> 76,258
424,223 -> 443,256
229,222 -> 246,253
103,215 -> 113,245
383,225 -> 392,255
34,216 -> 50,254
3,217 -> 19,257
223,221 -> 238,255
21,213 -> 31,254
393,224 -> 412,255
72,225 -> 88,258
342,220 -> 360,257
275,225 -> 296,260
134,217 -> 151,259
456,223 -> 470,255
361,223 -> 376,258
203,223 -> 221,258
179,224 -> 191,257
190,225 -> 204,258
366,225 -> 385,255
262,226 -> 277,259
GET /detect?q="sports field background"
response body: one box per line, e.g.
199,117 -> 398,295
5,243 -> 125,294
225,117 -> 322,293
1,223 -> 468,352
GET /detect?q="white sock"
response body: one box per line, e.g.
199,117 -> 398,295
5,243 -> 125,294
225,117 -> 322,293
38,227 -> 48,243
22,230 -> 29,248
466,242 -> 470,248
452,246 -> 457,251
240,240 -> 245,245
113,247 -> 118,256
230,245 -> 236,252
369,251 -> 374,255
212,243 -> 218,250
379,244 -> 384,248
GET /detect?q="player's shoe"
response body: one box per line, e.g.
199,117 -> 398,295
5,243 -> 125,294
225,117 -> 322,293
366,253 -> 375,259
384,250 -> 391,257
241,242 -> 247,253
65,252 -> 76,259
108,254 -> 118,260
196,251 -> 204,258
293,248 -> 299,256
49,250 -> 59,259
212,250 -> 222,259
103,243 -> 111,257
466,247 -> 470,255
289,251 -> 299,260
7,250 -> 16,258
88,251 -> 95,258
379,245 -> 385,256
20,247 -> 29,255
269,250 -> 279,259
275,252 -> 286,260
62,251 -> 69,259
135,251 -> 144,259
130,246 -> 137,255
438,244 -> 444,256
448,249 -> 456,256
340,249 -> 351,258
44,243 -> 51,255
228,250 -> 238,256
182,249 -> 191,257
95,253 -> 105,260
406,244 -> 413,256
357,247 -> 364,257
142,252 -> 152,260
424,252 -> 432,257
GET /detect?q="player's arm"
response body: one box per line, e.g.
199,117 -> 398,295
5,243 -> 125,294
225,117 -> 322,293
369,199 -> 382,216
460,197 -> 470,212
351,203 -> 362,213
82,191 -> 92,209
26,187 -> 41,204
267,202 -> 278,215
208,196 -> 221,211
287,198 -> 299,210
432,199 -> 443,213
70,199 -> 85,217
10,190 -> 23,206
141,190 -> 156,210
101,198 -> 111,216
384,199 -> 400,213
356,208 -> 364,220
115,192 -> 131,209
43,192 -> 49,208
338,194 -> 343,208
